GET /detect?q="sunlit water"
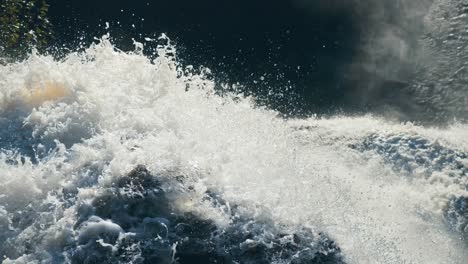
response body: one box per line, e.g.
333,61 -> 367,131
0,36 -> 466,264
2,0 -> 468,261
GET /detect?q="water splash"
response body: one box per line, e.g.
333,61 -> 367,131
0,36 -> 467,264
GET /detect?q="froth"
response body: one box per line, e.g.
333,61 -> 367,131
0,37 -> 467,263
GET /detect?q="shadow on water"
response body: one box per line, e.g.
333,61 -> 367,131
0,108 -> 38,162
69,165 -> 344,264
352,133 -> 468,243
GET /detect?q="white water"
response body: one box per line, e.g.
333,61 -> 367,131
0,36 -> 467,263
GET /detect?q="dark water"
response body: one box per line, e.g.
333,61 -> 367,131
46,0 -> 375,116
46,0 -> 467,124
1,1 -> 468,264
4,1 -> 467,122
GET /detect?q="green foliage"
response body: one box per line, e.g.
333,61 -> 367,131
0,0 -> 53,59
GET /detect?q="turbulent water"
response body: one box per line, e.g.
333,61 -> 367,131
1,1 -> 468,263
0,37 -> 466,264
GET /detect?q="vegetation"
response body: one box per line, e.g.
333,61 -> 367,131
0,0 -> 53,59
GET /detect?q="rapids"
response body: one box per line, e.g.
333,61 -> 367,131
0,35 -> 467,263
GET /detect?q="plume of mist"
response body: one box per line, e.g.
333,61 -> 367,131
351,0 -> 433,80
291,0 -> 433,78
294,0 -> 468,124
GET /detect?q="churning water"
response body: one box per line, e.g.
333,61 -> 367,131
1,1 -> 468,263
0,36 -> 466,264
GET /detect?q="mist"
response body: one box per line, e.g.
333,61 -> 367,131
292,0 -> 468,124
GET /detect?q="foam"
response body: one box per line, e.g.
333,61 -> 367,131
0,36 -> 467,263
